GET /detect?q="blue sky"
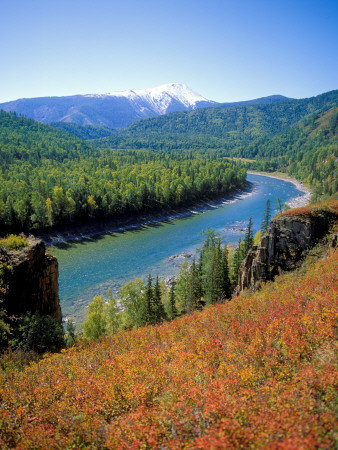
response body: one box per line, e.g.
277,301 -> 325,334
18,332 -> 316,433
1,0 -> 337,103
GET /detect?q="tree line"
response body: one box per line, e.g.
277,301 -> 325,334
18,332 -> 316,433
0,110 -> 247,233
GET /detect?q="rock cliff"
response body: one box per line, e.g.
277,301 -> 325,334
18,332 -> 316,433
0,236 -> 62,322
238,201 -> 338,293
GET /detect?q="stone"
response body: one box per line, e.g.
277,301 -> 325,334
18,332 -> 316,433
237,207 -> 338,294
0,236 -> 62,322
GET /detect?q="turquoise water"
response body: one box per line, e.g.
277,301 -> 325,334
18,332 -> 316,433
51,173 -> 303,321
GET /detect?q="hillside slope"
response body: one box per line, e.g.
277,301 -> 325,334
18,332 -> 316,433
0,83 -> 288,130
244,106 -> 338,200
94,89 -> 337,151
0,110 -> 246,233
0,83 -> 217,129
1,242 -> 337,448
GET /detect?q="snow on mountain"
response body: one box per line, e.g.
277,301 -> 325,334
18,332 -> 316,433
85,83 -> 216,115
0,84 -> 288,129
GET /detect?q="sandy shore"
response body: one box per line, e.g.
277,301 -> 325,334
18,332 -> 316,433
247,171 -> 312,209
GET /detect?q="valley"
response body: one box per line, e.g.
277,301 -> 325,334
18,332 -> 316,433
52,172 -> 306,322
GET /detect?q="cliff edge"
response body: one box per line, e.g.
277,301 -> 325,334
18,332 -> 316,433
0,236 -> 62,322
238,200 -> 338,293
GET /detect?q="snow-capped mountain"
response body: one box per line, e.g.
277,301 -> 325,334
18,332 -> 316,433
0,83 -> 217,129
86,83 -> 216,115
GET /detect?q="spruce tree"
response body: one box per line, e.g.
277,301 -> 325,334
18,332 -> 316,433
222,245 -> 231,300
243,216 -> 254,257
231,239 -> 242,286
260,199 -> 271,234
143,273 -> 154,324
168,281 -> 178,320
153,275 -> 166,323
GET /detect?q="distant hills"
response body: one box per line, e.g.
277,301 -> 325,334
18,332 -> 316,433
0,83 -> 289,129
94,89 -> 338,151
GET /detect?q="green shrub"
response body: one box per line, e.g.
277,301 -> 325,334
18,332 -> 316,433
0,234 -> 28,250
12,312 -> 64,353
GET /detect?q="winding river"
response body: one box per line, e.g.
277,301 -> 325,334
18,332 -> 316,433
51,173 -> 306,322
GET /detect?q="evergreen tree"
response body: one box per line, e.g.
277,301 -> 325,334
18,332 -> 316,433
65,318 -> 76,347
276,197 -> 284,215
221,245 -> 231,300
143,273 -> 154,324
167,281 -> 178,320
243,216 -> 254,257
260,199 -> 271,234
175,259 -> 190,314
231,239 -> 243,286
153,275 -> 166,323
187,257 -> 201,312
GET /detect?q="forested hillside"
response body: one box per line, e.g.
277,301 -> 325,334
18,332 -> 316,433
93,89 -> 337,200
49,122 -> 116,140
94,90 -> 337,151
0,89 -> 337,233
244,106 -> 338,199
1,242 -> 336,448
0,111 -> 246,233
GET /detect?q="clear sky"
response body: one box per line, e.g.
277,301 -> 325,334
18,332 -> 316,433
1,0 -> 337,103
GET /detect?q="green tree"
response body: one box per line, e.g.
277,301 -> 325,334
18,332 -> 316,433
153,275 -> 166,323
167,281 -> 178,320
106,289 -> 121,334
65,318 -> 77,347
260,199 -> 271,234
83,296 -> 107,340
143,273 -> 154,324
120,279 -> 145,328
15,312 -> 64,353
175,259 -> 190,314
276,197 -> 284,215
243,216 -> 254,257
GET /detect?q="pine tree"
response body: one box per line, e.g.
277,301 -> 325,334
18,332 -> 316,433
231,239 -> 243,286
243,216 -> 254,257
260,199 -> 271,234
276,197 -> 284,215
153,275 -> 166,323
143,273 -> 154,324
175,259 -> 190,314
187,257 -> 201,312
222,245 -> 231,300
168,281 -> 178,320
211,242 -> 224,303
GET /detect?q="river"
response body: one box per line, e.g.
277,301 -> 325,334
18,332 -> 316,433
51,173 -> 307,322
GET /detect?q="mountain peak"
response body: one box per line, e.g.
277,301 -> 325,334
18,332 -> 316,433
85,82 -> 215,114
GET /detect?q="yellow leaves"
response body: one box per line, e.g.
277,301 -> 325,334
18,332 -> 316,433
0,252 -> 337,447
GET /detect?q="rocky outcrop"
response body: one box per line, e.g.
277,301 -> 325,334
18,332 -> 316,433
0,237 -> 62,322
238,201 -> 338,294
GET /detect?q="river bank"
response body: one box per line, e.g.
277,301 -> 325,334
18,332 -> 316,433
247,171 -> 312,208
39,182 -> 256,245
53,172 -> 305,321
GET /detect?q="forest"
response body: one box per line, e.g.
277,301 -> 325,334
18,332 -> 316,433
0,110 -> 246,233
0,89 -> 337,447
0,89 -> 337,233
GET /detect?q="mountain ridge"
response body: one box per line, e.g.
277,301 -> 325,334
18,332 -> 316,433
0,83 -> 289,129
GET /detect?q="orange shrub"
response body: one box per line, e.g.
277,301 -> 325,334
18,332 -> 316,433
0,252 -> 337,448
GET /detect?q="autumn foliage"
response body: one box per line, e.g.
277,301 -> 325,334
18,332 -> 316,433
278,199 -> 338,219
0,251 -> 337,448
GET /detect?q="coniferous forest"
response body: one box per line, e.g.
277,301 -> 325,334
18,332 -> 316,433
0,110 -> 246,233
0,88 -> 337,449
